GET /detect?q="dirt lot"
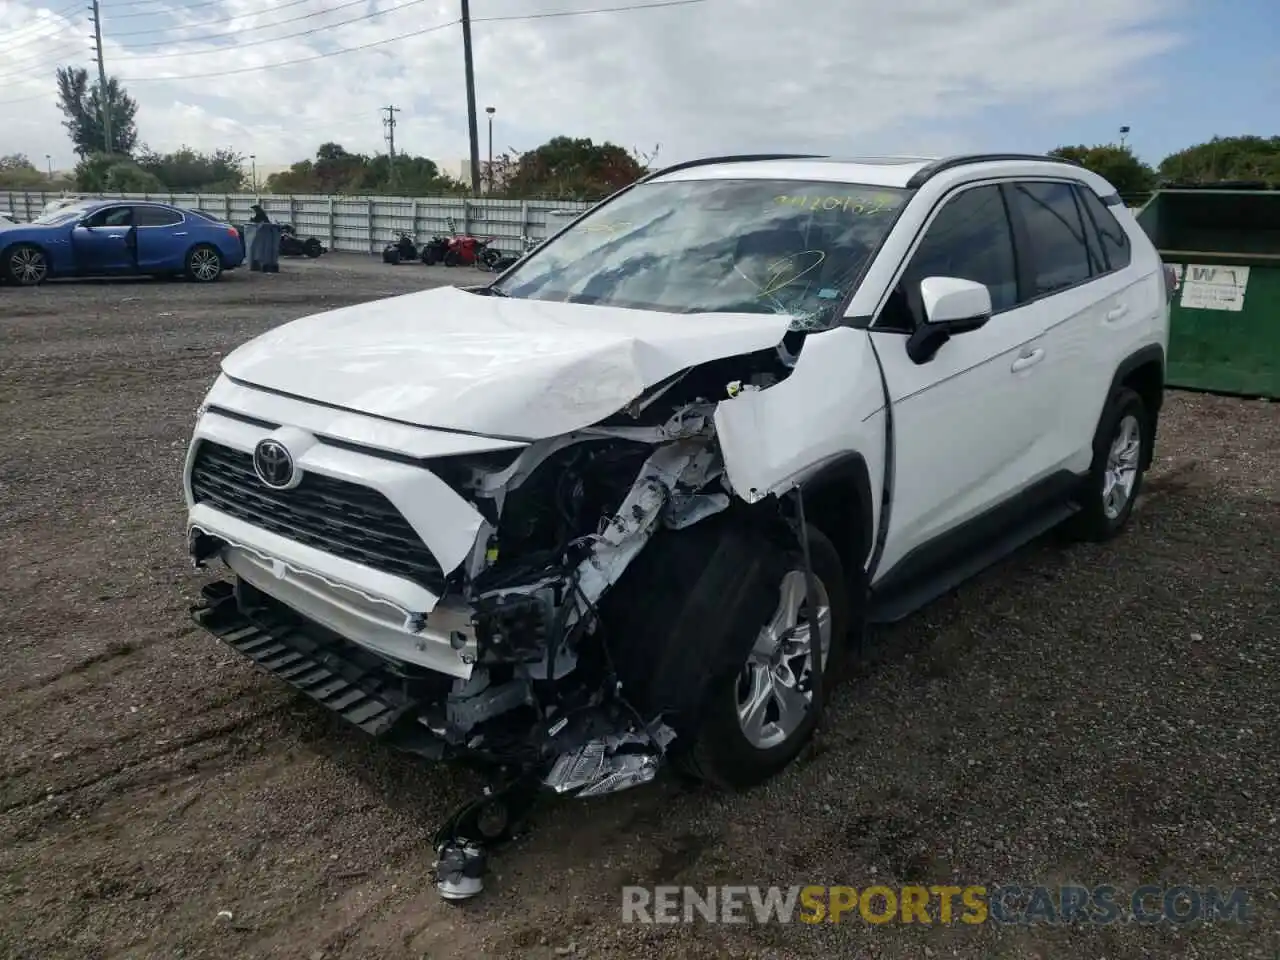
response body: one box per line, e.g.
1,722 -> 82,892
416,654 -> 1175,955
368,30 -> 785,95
1,256 -> 1277,960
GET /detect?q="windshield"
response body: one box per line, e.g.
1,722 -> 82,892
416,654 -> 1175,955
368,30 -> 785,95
495,178 -> 908,331
32,204 -> 91,226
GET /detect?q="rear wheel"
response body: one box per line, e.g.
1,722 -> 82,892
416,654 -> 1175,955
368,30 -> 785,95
3,243 -> 49,286
185,244 -> 223,282
383,248 -> 401,265
443,249 -> 462,267
1065,387 -> 1148,541
304,238 -> 323,258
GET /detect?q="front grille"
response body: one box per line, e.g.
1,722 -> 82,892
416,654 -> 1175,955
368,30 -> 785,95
189,441 -> 446,593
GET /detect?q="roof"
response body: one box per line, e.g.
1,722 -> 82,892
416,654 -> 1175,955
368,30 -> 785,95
645,152 -> 1086,190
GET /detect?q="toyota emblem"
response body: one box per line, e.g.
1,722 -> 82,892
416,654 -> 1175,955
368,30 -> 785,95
253,438 -> 296,489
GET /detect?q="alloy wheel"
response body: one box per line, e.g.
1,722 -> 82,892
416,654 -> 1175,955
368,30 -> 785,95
190,248 -> 220,281
11,247 -> 47,285
736,569 -> 832,750
1103,413 -> 1141,520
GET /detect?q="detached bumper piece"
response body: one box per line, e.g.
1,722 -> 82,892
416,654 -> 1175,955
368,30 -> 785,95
191,580 -> 431,743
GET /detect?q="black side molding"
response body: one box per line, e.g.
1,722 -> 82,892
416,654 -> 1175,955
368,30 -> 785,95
905,153 -> 1080,189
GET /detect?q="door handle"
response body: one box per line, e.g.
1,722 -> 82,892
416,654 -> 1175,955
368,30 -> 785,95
173,231 -> 188,237
1105,304 -> 1129,322
1010,348 -> 1045,372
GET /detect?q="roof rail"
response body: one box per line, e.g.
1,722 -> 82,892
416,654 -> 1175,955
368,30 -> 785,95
904,153 -> 1079,189
641,153 -> 828,182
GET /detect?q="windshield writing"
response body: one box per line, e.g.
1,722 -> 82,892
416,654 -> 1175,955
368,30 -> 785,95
496,179 -> 908,331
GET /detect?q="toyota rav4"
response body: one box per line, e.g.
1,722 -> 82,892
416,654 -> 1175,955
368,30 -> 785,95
186,153 -> 1171,804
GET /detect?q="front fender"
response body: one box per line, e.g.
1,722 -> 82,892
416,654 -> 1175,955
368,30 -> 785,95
714,326 -> 887,524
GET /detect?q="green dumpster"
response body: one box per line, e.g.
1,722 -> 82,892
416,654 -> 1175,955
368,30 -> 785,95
1136,187 -> 1280,399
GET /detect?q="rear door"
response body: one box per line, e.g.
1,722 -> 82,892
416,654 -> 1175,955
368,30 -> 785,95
71,205 -> 135,274
134,204 -> 188,271
1003,180 -> 1145,474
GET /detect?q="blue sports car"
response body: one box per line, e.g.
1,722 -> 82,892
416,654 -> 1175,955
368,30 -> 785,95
0,199 -> 245,286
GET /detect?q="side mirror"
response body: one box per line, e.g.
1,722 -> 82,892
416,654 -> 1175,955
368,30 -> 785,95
906,276 -> 992,364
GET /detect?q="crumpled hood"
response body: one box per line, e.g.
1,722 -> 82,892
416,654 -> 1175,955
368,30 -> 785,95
221,284 -> 793,439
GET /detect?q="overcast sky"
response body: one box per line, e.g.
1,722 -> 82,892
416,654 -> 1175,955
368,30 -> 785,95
0,0 -> 1275,176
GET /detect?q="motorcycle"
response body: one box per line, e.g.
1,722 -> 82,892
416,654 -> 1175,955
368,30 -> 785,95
279,224 -> 325,259
487,235 -> 542,272
382,233 -> 420,265
419,234 -> 451,266
442,233 -> 496,268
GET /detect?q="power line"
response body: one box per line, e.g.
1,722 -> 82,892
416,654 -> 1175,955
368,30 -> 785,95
101,0 -> 284,21
120,0 -> 433,59
0,45 -> 90,81
0,3 -> 82,41
105,0 -> 321,36
117,18 -> 461,82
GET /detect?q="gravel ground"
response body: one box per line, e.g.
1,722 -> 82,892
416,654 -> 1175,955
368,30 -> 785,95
0,258 -> 1277,960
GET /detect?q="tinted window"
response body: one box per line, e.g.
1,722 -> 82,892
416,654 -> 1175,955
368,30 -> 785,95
879,185 -> 1018,329
135,205 -> 183,227
1009,182 -> 1092,295
1077,187 -> 1131,271
1076,191 -> 1107,275
85,206 -> 133,228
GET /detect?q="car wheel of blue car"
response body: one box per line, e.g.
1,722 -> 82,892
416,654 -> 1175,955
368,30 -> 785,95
3,243 -> 49,286
185,245 -> 223,283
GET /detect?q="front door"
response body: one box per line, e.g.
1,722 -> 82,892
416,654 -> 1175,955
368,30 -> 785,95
868,182 -> 1056,579
71,205 -> 136,274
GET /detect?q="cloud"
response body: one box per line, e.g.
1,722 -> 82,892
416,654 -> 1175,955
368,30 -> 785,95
0,0 -> 1185,172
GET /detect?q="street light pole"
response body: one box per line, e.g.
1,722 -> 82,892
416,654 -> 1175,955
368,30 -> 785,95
485,106 -> 495,193
45,155 -> 52,179
250,154 -> 257,193
1119,125 -> 1131,149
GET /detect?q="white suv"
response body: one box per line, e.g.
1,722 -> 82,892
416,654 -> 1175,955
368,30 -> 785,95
186,153 -> 1170,800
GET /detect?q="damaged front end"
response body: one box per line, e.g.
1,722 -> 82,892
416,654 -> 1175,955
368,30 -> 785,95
188,338 -> 799,787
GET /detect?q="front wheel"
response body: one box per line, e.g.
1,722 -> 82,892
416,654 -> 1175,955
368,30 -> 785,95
303,238 -> 323,258
1065,386 -> 1148,541
3,243 -> 49,286
185,244 -> 223,282
679,526 -> 849,789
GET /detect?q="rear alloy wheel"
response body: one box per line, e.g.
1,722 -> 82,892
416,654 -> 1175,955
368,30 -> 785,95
1065,386 -> 1148,541
680,527 -> 849,790
4,244 -> 49,286
185,244 -> 223,282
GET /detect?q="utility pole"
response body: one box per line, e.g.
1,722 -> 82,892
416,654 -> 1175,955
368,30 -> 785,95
460,0 -> 481,196
89,0 -> 113,154
382,105 -> 400,186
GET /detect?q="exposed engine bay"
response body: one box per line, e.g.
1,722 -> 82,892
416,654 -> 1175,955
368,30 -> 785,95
188,329 -> 813,897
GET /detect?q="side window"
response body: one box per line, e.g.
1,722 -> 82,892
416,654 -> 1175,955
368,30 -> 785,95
1008,182 -> 1092,296
1074,190 -> 1106,275
135,206 -> 183,227
878,185 -> 1018,330
85,206 -> 133,228
1076,186 -> 1132,271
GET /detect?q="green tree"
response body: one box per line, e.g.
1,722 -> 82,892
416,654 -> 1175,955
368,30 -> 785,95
72,153 -> 163,192
262,143 -> 464,196
1047,144 -> 1156,197
55,67 -> 139,158
496,137 -> 656,200
1157,135 -> 1280,185
135,146 -> 246,191
0,154 -> 49,189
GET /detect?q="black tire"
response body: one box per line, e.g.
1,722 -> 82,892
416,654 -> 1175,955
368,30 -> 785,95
443,249 -> 462,267
1064,387 -> 1149,542
3,243 -> 49,286
383,248 -> 401,265
677,526 -> 849,789
304,238 -> 323,258
184,244 -> 223,282
421,247 -> 439,266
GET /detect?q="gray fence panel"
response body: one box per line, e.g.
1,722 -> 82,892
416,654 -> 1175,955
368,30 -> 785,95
1,190 -> 601,255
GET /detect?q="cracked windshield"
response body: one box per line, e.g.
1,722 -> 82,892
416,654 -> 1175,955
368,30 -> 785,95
496,179 -> 908,330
